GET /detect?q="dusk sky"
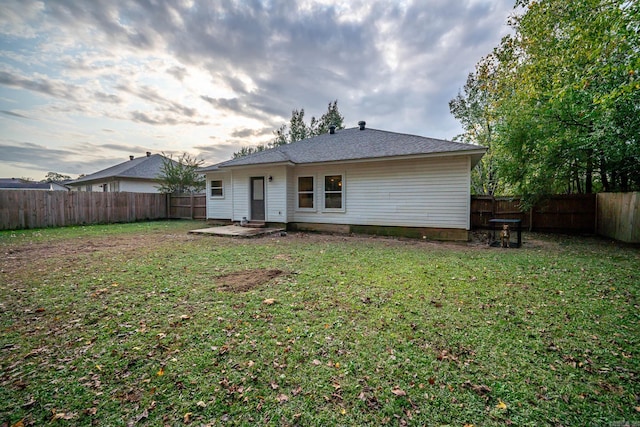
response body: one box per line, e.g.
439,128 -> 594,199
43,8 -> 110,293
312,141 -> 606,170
0,0 -> 515,181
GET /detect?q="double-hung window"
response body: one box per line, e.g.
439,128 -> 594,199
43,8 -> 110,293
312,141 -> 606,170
297,176 -> 314,209
324,175 -> 343,210
210,180 -> 223,197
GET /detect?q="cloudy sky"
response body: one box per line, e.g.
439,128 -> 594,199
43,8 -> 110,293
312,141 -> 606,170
0,0 -> 515,180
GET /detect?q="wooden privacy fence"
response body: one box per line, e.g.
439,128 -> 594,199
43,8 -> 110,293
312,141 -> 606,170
0,191 -> 167,230
169,194 -> 206,220
471,194 -> 596,233
596,192 -> 640,243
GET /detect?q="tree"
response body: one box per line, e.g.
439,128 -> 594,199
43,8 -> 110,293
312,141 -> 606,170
233,100 -> 345,158
449,62 -> 503,195
457,0 -> 640,205
43,172 -> 71,182
156,152 -> 205,194
309,100 -> 345,136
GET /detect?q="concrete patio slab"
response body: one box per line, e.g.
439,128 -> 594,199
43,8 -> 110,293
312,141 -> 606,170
189,225 -> 285,237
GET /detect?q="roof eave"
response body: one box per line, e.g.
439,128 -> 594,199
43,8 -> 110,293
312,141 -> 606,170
202,160 -> 296,172
69,176 -> 162,186
283,149 -> 488,168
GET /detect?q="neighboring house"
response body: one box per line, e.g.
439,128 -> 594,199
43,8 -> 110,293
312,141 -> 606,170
0,178 -> 69,191
199,122 -> 486,240
68,152 -> 173,193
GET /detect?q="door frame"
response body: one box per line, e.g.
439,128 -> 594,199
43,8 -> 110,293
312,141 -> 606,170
250,176 -> 266,221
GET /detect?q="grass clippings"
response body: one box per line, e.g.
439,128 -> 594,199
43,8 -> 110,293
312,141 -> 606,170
0,220 -> 638,426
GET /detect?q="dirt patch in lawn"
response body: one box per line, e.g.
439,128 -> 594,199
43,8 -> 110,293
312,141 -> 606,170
0,232 -> 199,276
215,269 -> 286,293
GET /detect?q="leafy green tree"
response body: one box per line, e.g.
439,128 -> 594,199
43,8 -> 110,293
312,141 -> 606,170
43,172 -> 71,182
449,64 -> 503,195
455,0 -> 640,204
233,100 -> 345,158
157,152 -> 205,194
309,100 -> 345,136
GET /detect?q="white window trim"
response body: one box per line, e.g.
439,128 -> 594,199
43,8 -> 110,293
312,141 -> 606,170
295,174 -> 316,212
322,172 -> 345,212
209,179 -> 224,199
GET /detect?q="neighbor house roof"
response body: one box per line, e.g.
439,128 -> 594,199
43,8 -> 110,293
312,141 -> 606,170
200,126 -> 486,171
69,153 -> 173,185
0,178 -> 69,190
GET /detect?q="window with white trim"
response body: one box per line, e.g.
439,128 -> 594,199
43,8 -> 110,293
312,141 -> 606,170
297,176 -> 314,209
210,180 -> 223,197
324,174 -> 343,210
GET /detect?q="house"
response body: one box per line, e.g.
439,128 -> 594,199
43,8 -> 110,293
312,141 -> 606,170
199,122 -> 486,240
67,152 -> 173,193
0,178 -> 69,191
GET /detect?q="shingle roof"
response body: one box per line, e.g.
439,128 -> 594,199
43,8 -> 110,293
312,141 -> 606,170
200,127 -> 485,171
0,178 -> 54,189
69,154 -> 173,185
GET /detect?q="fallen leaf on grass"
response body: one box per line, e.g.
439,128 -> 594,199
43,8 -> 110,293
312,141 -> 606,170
391,387 -> 407,396
127,408 -> 149,426
51,410 -> 76,420
276,394 -> 289,403
157,367 -> 164,376
311,359 -> 321,366
496,400 -> 507,410
84,407 -> 98,416
183,412 -> 192,423
263,298 -> 276,305
462,381 -> 492,396
10,419 -> 24,427
180,315 -> 191,320
196,401 -> 206,408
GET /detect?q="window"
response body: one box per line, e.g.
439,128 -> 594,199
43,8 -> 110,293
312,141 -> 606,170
297,176 -> 314,209
210,180 -> 223,197
324,175 -> 343,209
109,182 -> 119,192
85,185 -> 92,192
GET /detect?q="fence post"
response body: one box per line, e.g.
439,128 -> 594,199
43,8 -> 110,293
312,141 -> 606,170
190,193 -> 194,219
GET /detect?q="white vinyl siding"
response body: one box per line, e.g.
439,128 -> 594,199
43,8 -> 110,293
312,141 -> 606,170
205,155 -> 472,230
208,167 -> 288,223
205,172 -> 232,219
291,156 -> 471,229
70,180 -> 161,193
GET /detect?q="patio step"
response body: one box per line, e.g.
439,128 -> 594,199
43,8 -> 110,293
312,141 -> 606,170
243,221 -> 266,228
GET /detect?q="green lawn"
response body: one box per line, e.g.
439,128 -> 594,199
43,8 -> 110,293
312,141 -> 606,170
1,221 -> 638,426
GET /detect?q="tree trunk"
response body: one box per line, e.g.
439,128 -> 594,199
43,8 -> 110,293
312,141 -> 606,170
585,149 -> 593,193
600,155 -> 610,192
